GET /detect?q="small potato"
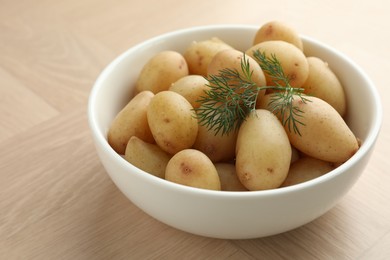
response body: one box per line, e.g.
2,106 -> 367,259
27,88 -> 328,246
192,122 -> 238,163
125,136 -> 171,179
108,91 -> 155,154
285,96 -> 359,163
207,49 -> 267,106
147,91 -> 198,155
214,163 -> 247,191
183,37 -> 233,76
281,157 -> 335,187
136,51 -> 189,94
169,75 -> 210,109
253,20 -> 303,51
246,40 -> 309,88
165,149 -> 221,190
302,56 -> 347,117
256,93 -> 274,110
236,109 -> 291,191
207,49 -> 267,87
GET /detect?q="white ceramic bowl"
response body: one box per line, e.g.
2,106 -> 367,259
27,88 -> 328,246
88,25 -> 382,239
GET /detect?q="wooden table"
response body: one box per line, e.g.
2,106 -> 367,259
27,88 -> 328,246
1,0 -> 389,259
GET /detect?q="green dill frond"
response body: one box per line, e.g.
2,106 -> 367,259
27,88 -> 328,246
267,90 -> 309,136
195,54 -> 258,135
194,51 -> 309,136
252,51 -> 291,87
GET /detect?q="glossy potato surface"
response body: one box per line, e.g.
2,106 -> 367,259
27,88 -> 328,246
107,91 -> 155,154
165,149 -> 221,190
147,91 -> 198,155
136,51 -> 189,94
236,109 -> 291,190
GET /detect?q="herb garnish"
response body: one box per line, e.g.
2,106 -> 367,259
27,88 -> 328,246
195,50 -> 309,136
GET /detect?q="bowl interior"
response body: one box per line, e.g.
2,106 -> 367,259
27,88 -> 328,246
89,25 -> 382,192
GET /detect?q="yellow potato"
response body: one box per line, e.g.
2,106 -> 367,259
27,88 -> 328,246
253,20 -> 303,51
169,75 -> 210,109
214,163 -> 247,191
285,95 -> 359,163
147,91 -> 198,154
192,121 -> 238,163
108,91 -> 155,154
125,136 -> 171,179
302,56 -> 347,117
207,49 -> 267,87
136,51 -> 189,94
236,109 -> 291,191
246,40 -> 309,88
256,93 -> 274,110
183,37 -> 233,76
165,149 -> 221,190
281,156 -> 335,187
207,49 -> 267,106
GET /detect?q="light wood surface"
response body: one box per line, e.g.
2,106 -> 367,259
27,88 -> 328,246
1,0 -> 389,259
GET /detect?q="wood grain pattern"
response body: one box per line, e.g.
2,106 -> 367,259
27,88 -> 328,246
1,0 -> 389,259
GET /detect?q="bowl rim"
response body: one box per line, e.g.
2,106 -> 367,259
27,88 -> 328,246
88,24 -> 383,198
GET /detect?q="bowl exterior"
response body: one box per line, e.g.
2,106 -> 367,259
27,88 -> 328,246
89,25 -> 381,239
93,138 -> 374,239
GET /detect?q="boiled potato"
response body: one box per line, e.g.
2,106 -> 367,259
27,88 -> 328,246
183,37 -> 233,76
147,91 -> 198,154
285,95 -> 359,163
136,51 -> 189,94
281,156 -> 335,187
169,75 -> 210,109
108,91 -> 155,154
256,93 -> 274,110
253,20 -> 303,51
165,149 -> 221,190
236,109 -> 291,191
192,121 -> 238,163
125,136 -> 171,179
207,49 -> 267,106
302,56 -> 346,117
246,40 -> 309,88
214,163 -> 247,191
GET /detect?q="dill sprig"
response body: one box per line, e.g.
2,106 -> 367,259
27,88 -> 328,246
195,56 -> 259,135
195,51 -> 309,136
252,50 -> 310,136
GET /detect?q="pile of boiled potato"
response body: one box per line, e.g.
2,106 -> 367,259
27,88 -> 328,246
107,21 -> 360,191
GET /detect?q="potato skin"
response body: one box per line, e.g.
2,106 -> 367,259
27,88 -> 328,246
165,149 -> 221,190
256,93 -> 273,110
169,75 -> 210,109
207,49 -> 266,87
136,51 -> 189,94
125,136 -> 171,179
207,49 -> 266,106
253,20 -> 303,51
246,40 -> 309,88
147,91 -> 198,155
302,56 -> 346,117
192,122 -> 238,163
214,163 -> 247,191
286,96 -> 359,163
183,37 -> 233,76
108,91 -> 155,154
281,156 -> 335,187
236,109 -> 291,191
